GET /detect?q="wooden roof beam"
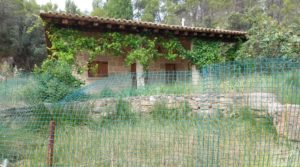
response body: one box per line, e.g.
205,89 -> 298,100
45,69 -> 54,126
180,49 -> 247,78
106,24 -> 112,29
209,33 -> 215,37
62,19 -> 69,25
78,20 -> 87,26
93,22 -> 99,27
143,28 -> 149,32
131,26 -> 138,31
119,25 -> 125,30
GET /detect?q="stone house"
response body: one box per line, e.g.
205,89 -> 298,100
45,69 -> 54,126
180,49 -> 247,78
40,12 -> 246,86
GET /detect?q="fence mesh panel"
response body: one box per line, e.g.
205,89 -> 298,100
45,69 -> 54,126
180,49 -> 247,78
1,58 -> 300,166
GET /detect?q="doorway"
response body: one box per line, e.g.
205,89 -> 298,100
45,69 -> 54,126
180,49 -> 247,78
165,64 -> 176,84
131,63 -> 137,88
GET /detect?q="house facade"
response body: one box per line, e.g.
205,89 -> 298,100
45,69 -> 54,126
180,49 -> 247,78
40,12 -> 246,86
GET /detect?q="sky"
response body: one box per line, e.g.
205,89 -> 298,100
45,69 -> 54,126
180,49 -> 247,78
36,0 -> 93,12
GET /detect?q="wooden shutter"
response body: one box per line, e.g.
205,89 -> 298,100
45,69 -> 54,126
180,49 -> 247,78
88,61 -> 108,77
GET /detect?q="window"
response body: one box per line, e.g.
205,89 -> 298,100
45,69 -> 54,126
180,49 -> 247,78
88,61 -> 108,77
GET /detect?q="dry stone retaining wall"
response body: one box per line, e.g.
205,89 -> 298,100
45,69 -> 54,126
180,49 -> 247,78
1,92 -> 299,141
92,93 -> 300,141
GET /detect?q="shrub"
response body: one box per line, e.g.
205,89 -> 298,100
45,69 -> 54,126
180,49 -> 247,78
101,99 -> 137,125
62,90 -> 90,102
151,100 -> 192,121
282,72 -> 300,104
237,9 -> 300,59
31,60 -> 83,103
99,87 -> 115,98
286,72 -> 300,88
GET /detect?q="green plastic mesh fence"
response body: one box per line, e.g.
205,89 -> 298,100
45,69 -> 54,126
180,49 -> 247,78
1,58 -> 300,166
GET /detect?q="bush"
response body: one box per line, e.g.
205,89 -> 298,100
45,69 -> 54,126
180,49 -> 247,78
151,101 -> 192,121
31,60 -> 83,103
99,87 -> 115,98
62,90 -> 90,102
283,72 -> 300,104
286,72 -> 300,88
101,99 -> 137,125
237,9 -> 300,59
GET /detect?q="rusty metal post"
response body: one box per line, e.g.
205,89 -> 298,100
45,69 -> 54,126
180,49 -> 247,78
47,121 -> 56,167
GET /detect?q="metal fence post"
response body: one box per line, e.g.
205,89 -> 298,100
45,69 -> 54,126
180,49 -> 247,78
47,120 -> 56,167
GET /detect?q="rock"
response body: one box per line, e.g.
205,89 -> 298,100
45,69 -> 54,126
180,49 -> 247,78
245,93 -> 279,111
149,96 -> 156,102
273,104 -> 300,141
141,100 -> 153,106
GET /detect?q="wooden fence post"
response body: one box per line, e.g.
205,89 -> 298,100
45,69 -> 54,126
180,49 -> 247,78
47,120 -> 56,167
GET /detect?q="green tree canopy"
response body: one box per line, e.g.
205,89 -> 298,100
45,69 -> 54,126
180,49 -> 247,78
237,9 -> 300,59
0,0 -> 47,70
65,0 -> 81,14
92,0 -> 133,19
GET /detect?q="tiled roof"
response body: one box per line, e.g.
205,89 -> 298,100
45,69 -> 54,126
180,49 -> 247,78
40,12 -> 247,39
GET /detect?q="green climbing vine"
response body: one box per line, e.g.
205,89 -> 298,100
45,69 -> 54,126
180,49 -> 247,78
45,26 -> 239,71
184,39 -> 241,68
47,27 -> 187,70
185,40 -> 222,67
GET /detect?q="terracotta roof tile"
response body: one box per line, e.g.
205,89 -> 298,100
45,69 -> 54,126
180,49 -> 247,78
40,12 -> 247,38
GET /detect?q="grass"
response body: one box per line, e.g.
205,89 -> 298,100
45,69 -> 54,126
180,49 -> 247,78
81,69 -> 300,106
1,107 -> 299,167
1,65 -> 300,166
2,69 -> 299,105
151,100 -> 193,121
100,99 -> 138,126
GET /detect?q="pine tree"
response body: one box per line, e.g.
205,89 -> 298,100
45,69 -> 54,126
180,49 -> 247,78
105,0 -> 133,19
65,0 -> 81,15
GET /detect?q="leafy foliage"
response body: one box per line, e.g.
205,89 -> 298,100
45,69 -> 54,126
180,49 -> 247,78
0,0 -> 47,70
31,60 -> 82,103
101,99 -> 137,125
184,40 -> 223,68
286,72 -> 300,88
237,10 -> 300,59
1,0 -> 300,73
92,0 -> 133,19
65,0 -> 81,14
99,87 -> 115,98
48,28 -> 190,69
48,27 -> 239,70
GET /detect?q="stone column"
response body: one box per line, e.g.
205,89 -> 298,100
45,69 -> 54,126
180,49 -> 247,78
192,65 -> 200,85
190,39 -> 200,86
136,61 -> 145,87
